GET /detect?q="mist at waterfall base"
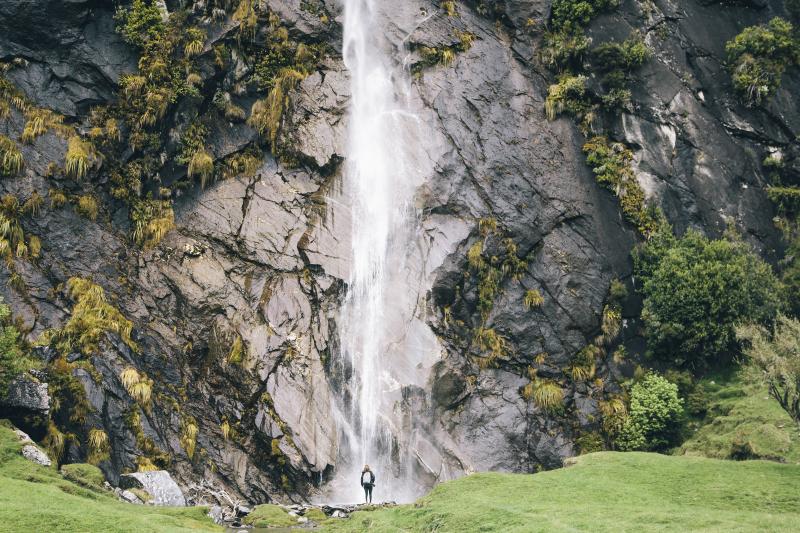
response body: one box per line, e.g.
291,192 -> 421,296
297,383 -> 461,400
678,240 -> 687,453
323,0 -> 441,504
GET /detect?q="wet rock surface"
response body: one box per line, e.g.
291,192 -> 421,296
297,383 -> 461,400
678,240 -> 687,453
0,0 -> 795,505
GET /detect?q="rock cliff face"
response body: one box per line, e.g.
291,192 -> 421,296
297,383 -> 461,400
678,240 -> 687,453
0,0 -> 795,504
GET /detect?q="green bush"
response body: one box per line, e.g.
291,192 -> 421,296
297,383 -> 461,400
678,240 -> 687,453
634,227 -> 785,370
550,0 -> 620,31
115,0 -> 165,49
725,17 -> 800,105
617,373 -> 683,452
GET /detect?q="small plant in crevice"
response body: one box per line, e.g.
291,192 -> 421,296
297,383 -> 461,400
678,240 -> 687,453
0,135 -> 23,176
522,368 -> 565,412
120,366 -> 153,407
583,136 -> 658,236
180,417 -> 199,460
524,289 -> 544,309
75,195 -> 99,221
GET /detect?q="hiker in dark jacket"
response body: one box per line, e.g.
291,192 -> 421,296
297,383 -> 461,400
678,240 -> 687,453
360,465 -> 375,503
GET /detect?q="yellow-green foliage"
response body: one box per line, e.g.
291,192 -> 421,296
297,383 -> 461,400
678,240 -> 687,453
222,147 -> 262,179
523,376 -> 564,411
65,137 -> 94,179
76,195 -> 99,221
87,428 -> 109,464
568,344 -> 600,381
23,191 -> 43,216
583,136 -> 657,237
545,74 -> 589,121
248,69 -> 305,149
474,327 -> 508,368
188,147 -> 214,186
181,418 -> 198,459
137,456 -> 159,472
220,419 -> 231,441
601,304 -> 621,343
21,108 -> 64,144
131,199 -> 174,249
524,289 -> 544,309
0,135 -> 23,176
120,367 -> 153,406
228,335 -> 244,364
46,277 -> 138,356
442,0 -> 457,16
233,0 -> 258,42
43,421 -> 65,462
49,188 -> 67,209
0,194 -> 36,264
28,235 -> 41,258
183,28 -> 205,58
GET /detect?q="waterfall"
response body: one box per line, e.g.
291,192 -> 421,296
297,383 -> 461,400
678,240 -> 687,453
327,0 -> 435,503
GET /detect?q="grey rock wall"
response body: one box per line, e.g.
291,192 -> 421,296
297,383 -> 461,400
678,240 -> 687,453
0,0 -> 794,503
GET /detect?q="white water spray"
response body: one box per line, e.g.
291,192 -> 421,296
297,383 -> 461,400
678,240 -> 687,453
327,0 -> 437,503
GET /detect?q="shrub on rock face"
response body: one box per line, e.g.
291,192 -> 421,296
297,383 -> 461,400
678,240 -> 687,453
725,17 -> 800,106
634,227 -> 784,370
617,373 -> 683,452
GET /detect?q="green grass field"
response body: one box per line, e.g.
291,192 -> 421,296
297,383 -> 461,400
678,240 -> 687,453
327,453 -> 800,533
0,421 -> 220,532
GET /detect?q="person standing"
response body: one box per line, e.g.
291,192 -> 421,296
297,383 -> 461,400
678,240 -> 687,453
360,465 -> 375,503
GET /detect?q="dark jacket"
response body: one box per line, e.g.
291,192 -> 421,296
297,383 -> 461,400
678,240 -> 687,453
361,470 -> 375,487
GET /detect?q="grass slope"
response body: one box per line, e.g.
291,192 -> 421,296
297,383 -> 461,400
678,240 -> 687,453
328,453 -> 800,532
679,371 -> 800,463
0,421 -> 220,532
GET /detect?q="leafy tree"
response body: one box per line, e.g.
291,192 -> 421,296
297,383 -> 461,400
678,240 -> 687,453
737,316 -> 800,426
634,228 -> 785,370
617,373 -> 683,451
0,297 -> 37,395
725,17 -> 800,106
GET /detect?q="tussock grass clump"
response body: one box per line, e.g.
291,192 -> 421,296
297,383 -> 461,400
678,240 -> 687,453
87,429 -> 109,464
188,147 -> 214,186
524,289 -> 544,309
21,108 -> 64,144
41,277 -> 137,356
120,367 -> 153,407
522,373 -> 564,411
131,199 -> 174,249
0,135 -> 23,176
76,195 -> 98,221
248,68 -> 305,149
65,137 -> 94,180
180,418 -> 198,459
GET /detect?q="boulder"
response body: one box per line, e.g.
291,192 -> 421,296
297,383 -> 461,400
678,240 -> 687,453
21,444 -> 51,466
119,471 -> 186,507
2,377 -> 50,415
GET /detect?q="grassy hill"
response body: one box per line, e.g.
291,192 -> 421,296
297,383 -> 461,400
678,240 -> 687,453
0,421 -> 220,532
3,418 -> 800,532
327,453 -> 800,533
679,371 -> 800,463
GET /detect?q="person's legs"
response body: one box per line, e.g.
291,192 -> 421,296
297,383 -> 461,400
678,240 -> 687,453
367,485 -> 372,503
363,485 -> 368,503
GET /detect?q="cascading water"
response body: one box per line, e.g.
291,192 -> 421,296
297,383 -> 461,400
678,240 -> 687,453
326,0 -> 440,503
